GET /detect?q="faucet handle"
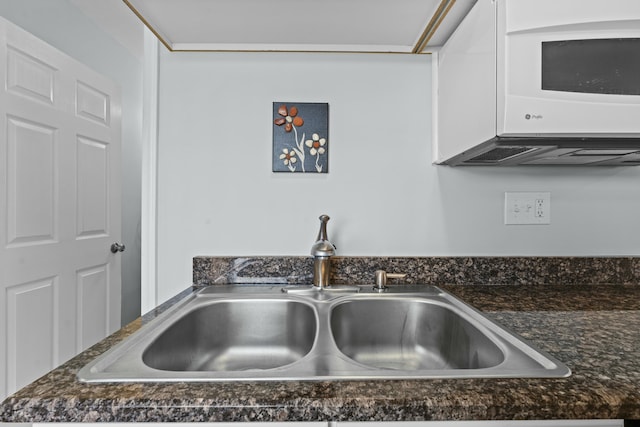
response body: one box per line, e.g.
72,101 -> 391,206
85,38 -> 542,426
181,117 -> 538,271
315,214 -> 330,242
374,270 -> 407,290
311,214 -> 335,257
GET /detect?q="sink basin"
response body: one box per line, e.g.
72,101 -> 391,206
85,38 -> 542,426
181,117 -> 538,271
330,299 -> 504,370
143,300 -> 316,371
78,285 -> 570,382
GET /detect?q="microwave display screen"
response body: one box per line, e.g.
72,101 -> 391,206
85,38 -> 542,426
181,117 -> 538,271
542,38 -> 640,95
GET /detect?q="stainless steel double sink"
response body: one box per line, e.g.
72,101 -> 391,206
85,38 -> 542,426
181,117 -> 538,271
78,285 -> 570,382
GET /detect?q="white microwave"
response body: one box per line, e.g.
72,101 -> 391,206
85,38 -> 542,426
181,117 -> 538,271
434,0 -> 640,166
500,0 -> 640,136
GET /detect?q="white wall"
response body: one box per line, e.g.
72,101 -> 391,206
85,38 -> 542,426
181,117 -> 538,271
0,0 -> 144,324
157,51 -> 640,303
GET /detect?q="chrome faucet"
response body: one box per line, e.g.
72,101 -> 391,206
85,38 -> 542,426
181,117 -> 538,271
310,214 -> 335,289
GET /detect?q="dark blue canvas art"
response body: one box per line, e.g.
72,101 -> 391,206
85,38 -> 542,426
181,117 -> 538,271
273,102 -> 329,173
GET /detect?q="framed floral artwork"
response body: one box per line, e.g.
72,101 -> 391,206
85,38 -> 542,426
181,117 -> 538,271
273,102 -> 329,173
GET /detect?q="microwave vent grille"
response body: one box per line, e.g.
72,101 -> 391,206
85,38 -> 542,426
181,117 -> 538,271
466,146 -> 537,163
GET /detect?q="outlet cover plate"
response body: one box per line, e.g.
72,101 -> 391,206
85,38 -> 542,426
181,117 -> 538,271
504,192 -> 551,225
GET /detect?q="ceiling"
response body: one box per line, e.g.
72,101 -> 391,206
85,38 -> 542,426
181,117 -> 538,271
123,0 -> 477,53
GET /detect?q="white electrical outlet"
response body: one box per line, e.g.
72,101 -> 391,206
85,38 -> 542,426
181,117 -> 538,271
504,192 -> 551,225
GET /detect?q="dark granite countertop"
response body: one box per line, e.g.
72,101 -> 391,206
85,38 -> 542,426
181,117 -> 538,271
2,284 -> 640,422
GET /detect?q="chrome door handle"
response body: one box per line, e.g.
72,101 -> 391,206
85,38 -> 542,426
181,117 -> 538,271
110,242 -> 126,253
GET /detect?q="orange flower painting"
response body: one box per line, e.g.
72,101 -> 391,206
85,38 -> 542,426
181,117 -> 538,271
273,102 -> 329,173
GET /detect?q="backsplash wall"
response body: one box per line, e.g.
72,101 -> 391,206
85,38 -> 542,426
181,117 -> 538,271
194,256 -> 640,287
156,51 -> 640,304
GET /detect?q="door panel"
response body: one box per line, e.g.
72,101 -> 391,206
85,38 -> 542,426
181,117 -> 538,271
76,80 -> 111,126
0,16 -> 121,400
6,116 -> 57,246
6,277 -> 57,394
77,265 -> 109,350
6,45 -> 56,105
76,136 -> 109,238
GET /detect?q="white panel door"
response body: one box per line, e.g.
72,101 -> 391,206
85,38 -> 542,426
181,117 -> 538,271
0,16 -> 122,400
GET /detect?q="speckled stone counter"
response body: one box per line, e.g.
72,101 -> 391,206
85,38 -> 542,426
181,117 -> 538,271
193,256 -> 640,286
2,280 -> 640,422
